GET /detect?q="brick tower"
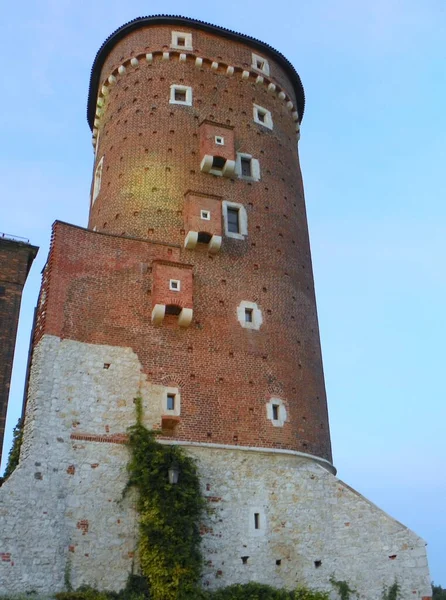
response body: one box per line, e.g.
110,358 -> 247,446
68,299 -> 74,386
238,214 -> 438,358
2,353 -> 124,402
0,234 -> 38,465
0,16 -> 431,599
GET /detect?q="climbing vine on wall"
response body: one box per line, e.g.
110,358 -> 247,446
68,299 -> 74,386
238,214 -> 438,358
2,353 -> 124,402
1,418 -> 24,482
126,396 -> 205,600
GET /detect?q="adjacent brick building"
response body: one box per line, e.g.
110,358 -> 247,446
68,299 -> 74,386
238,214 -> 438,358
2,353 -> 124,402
0,235 -> 38,464
0,16 -> 431,599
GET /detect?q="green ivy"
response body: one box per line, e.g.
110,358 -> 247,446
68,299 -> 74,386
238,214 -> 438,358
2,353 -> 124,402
126,396 -> 205,600
2,418 -> 24,481
382,582 -> 400,600
329,578 -> 357,600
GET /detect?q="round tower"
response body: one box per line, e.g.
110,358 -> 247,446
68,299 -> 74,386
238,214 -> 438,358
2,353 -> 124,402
87,15 -> 333,466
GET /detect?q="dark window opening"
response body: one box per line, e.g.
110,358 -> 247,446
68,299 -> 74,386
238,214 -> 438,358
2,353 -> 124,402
174,89 -> 186,102
212,156 -> 226,170
165,304 -> 182,316
314,560 -> 322,568
177,37 -> 186,46
245,308 -> 253,323
241,157 -> 252,177
227,207 -> 240,233
272,404 -> 279,420
257,111 -> 266,123
167,394 -> 175,410
241,556 -> 249,564
0,286 -> 5,297
254,513 -> 260,529
257,60 -> 265,70
197,232 -> 212,244
276,559 -> 282,566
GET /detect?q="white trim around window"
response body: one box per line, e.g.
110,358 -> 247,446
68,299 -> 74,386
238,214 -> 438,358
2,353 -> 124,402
170,85 -> 193,106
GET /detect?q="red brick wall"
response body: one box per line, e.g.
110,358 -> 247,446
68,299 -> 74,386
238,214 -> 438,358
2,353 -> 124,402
0,238 -> 38,463
184,192 -> 222,238
33,24 -> 332,463
199,121 -> 235,163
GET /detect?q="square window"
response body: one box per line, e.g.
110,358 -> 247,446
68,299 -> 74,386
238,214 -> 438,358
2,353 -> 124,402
252,53 -> 270,75
167,393 -> 175,411
227,207 -> 240,233
212,156 -> 226,170
171,31 -> 193,50
272,404 -> 279,420
200,210 -> 211,220
175,89 -> 186,102
170,85 -> 192,106
245,308 -> 253,323
253,104 -> 273,129
241,157 -> 251,177
215,136 -> 225,145
169,279 -> 180,291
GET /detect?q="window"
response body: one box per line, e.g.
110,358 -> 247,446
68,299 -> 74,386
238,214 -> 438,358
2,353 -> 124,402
254,513 -> 260,529
236,153 -> 261,181
251,53 -> 270,75
171,31 -> 193,50
215,136 -> 225,145
175,89 -> 186,102
92,156 -> 104,203
200,210 -> 210,220
167,393 -> 175,411
223,201 -> 248,240
266,398 -> 287,427
253,104 -> 273,129
170,85 -> 193,106
169,279 -> 180,291
227,207 -> 240,234
237,301 -> 263,330
241,158 -> 251,177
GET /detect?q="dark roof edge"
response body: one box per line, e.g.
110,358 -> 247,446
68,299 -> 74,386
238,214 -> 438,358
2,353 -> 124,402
87,15 -> 305,129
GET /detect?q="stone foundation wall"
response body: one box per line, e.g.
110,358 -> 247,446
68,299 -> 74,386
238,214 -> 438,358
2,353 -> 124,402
0,336 -> 431,598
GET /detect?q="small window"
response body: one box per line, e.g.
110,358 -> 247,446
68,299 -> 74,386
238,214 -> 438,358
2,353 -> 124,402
167,393 -> 175,411
200,210 -> 211,220
272,404 -> 279,421
170,85 -> 192,106
227,208 -> 240,233
252,53 -> 270,75
169,279 -> 180,291
171,31 -> 193,50
254,513 -> 260,529
175,89 -> 186,102
245,308 -> 253,323
92,156 -> 104,203
215,136 -> 225,145
253,104 -> 273,130
241,158 -> 251,177
236,153 -> 261,182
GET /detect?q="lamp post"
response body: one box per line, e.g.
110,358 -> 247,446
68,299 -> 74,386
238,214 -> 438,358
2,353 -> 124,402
168,461 -> 180,485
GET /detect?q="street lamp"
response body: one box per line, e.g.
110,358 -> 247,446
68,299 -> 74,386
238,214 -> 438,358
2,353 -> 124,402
168,461 -> 180,485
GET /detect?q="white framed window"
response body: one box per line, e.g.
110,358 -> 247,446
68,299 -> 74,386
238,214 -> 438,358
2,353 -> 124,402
235,152 -> 261,181
253,104 -> 273,129
170,85 -> 193,106
162,387 -> 181,416
171,31 -> 193,51
215,135 -> 225,145
169,279 -> 181,291
200,210 -> 211,220
266,397 -> 287,427
222,201 -> 248,240
251,53 -> 270,75
237,301 -> 262,330
248,507 -> 266,537
92,156 -> 104,204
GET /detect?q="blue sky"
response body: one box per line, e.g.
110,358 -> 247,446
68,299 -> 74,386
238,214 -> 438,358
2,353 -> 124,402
1,0 -> 445,586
